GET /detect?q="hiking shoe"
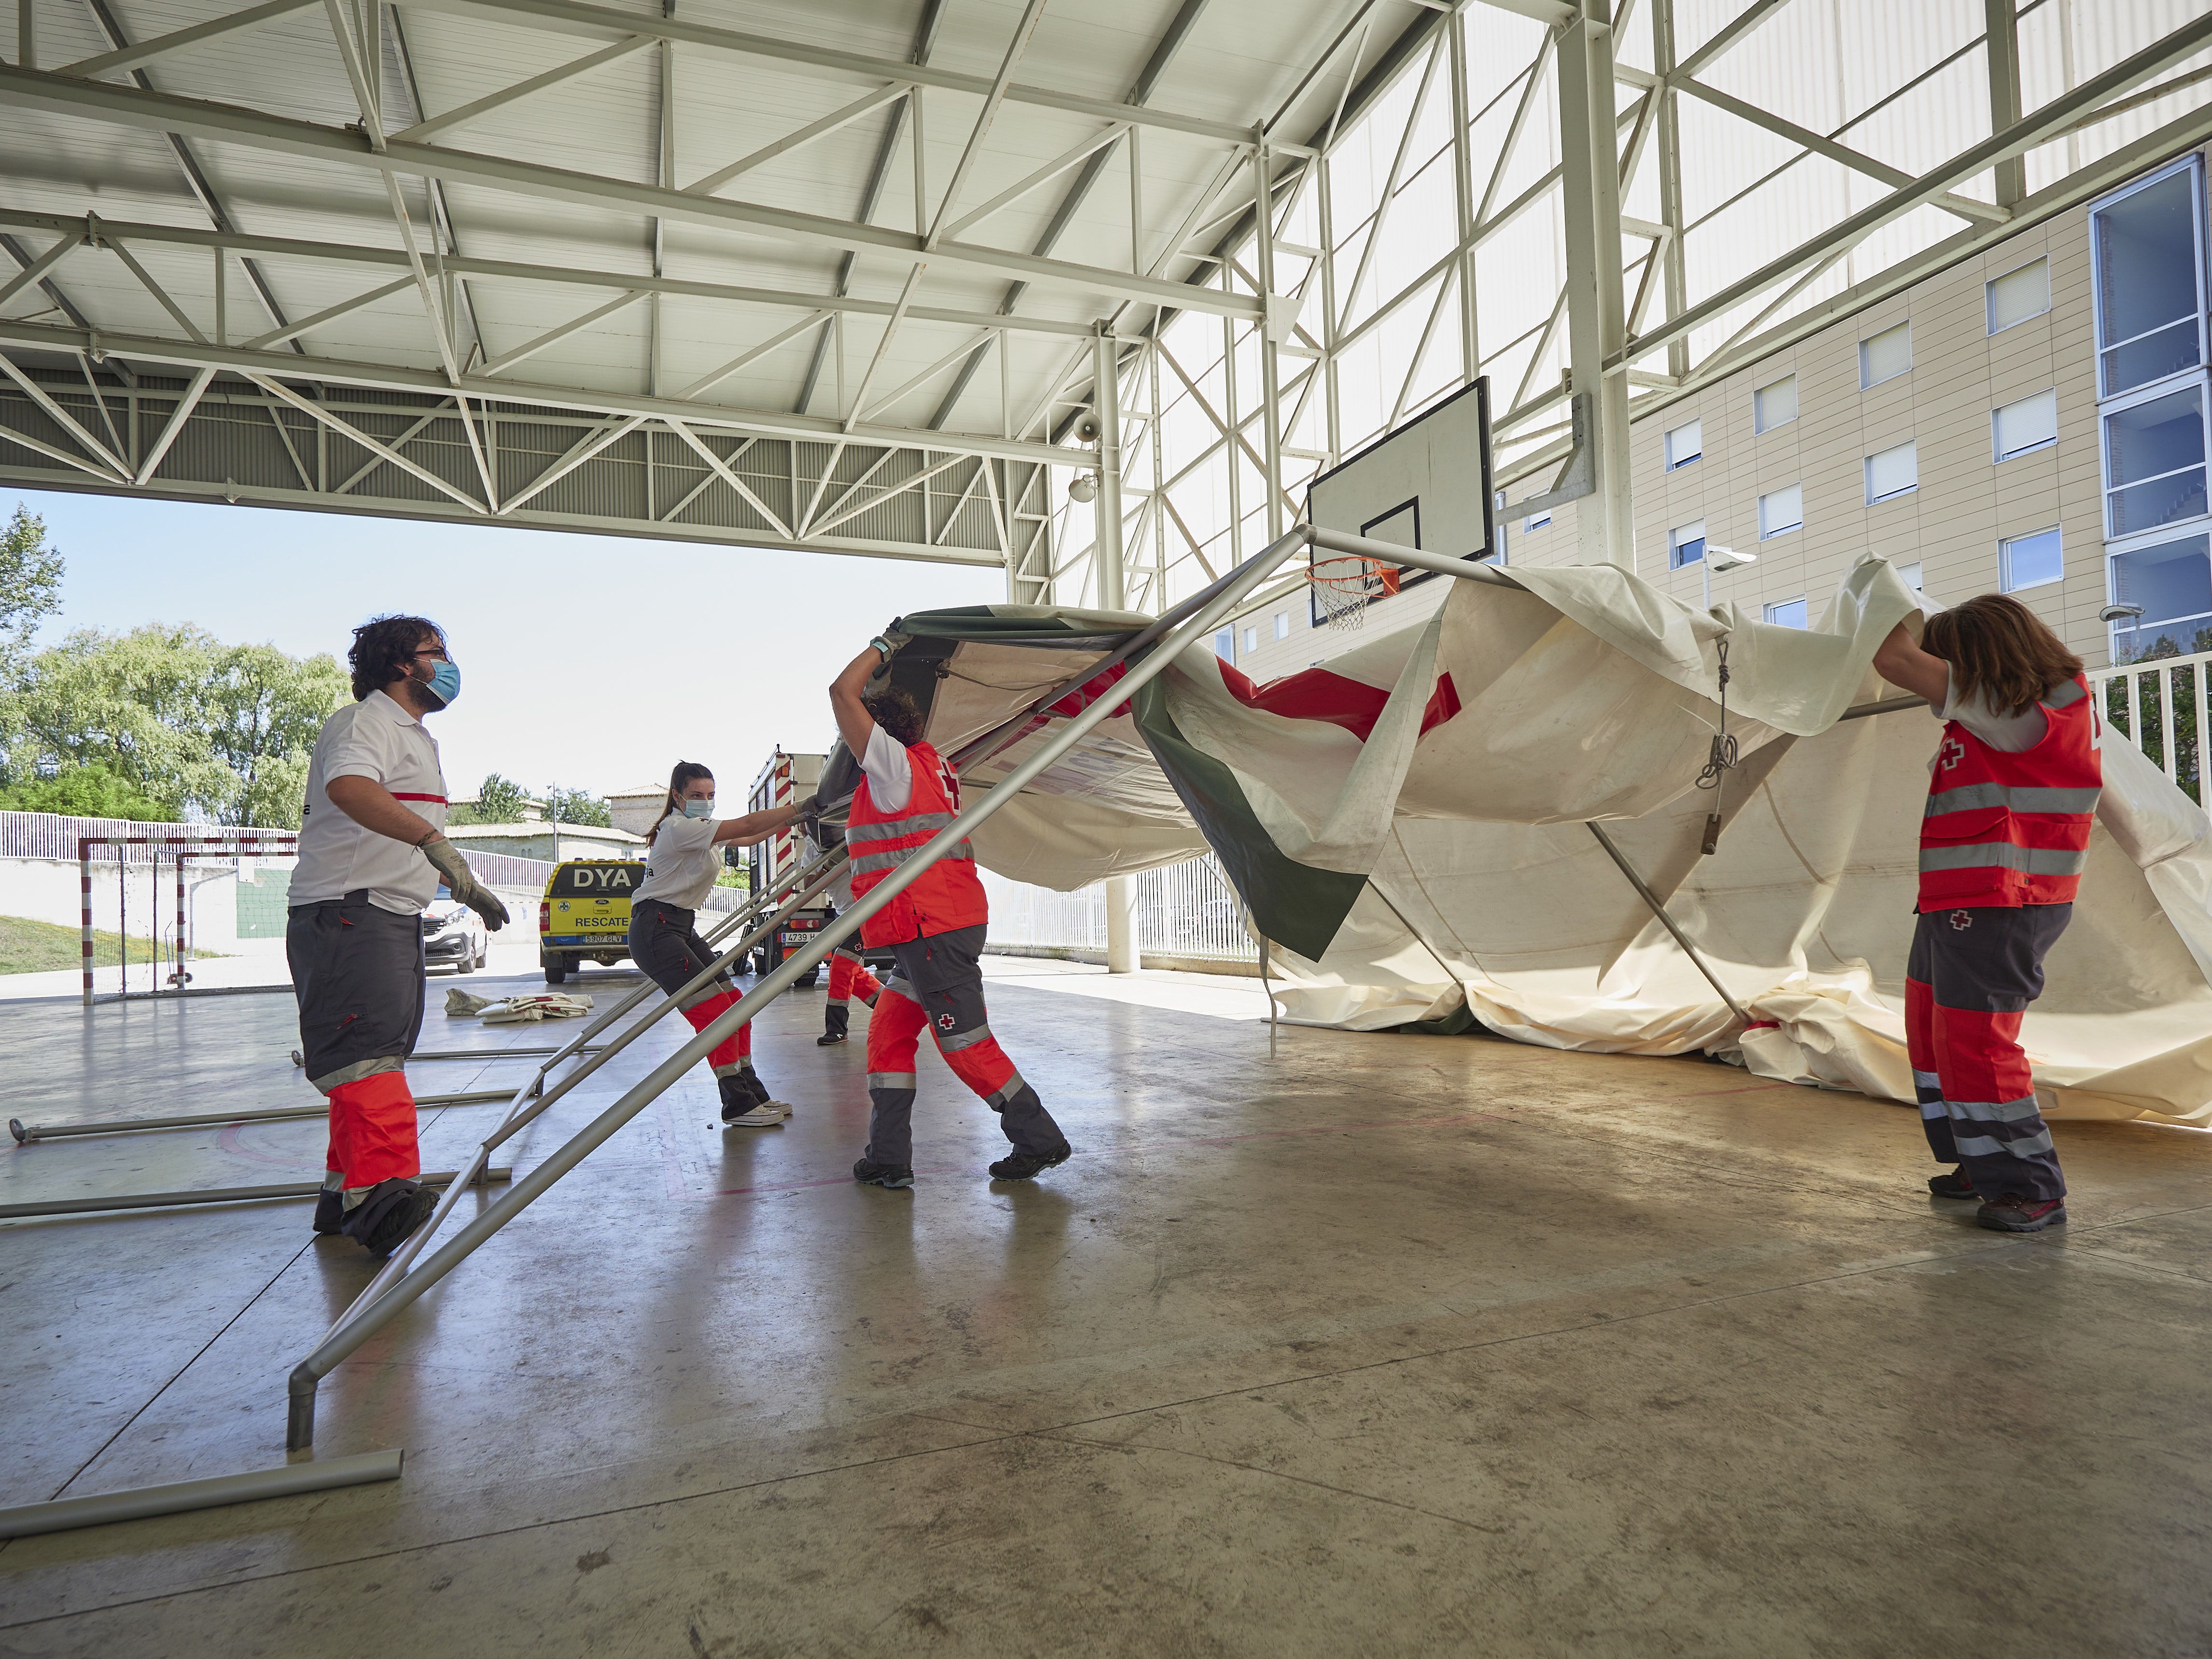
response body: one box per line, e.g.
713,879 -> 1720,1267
312,1188 -> 345,1235
340,1178 -> 437,1257
1977,1194 -> 2067,1233
1927,1167 -> 1976,1200
988,1143 -> 1073,1182
852,1158 -> 914,1189
723,1101 -> 789,1128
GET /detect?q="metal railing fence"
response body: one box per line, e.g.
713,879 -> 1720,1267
982,853 -> 1251,961
2091,647 -> 2210,807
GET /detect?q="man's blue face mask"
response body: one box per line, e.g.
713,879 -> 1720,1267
416,657 -> 461,710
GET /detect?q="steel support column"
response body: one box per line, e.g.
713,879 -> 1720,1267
1556,0 -> 1633,569
1090,323 -> 1138,972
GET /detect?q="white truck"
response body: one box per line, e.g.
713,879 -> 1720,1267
746,749 -> 831,987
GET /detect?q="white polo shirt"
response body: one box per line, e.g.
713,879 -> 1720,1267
635,812 -> 723,910
292,689 -> 449,915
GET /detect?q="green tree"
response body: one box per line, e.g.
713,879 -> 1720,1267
546,784 -> 611,827
0,504 -> 63,682
0,625 -> 344,826
0,762 -> 174,821
469,773 -> 529,823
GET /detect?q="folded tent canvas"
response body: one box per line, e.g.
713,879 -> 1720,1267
840,555 -> 2212,1128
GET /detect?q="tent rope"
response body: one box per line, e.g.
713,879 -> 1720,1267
1696,637 -> 1739,854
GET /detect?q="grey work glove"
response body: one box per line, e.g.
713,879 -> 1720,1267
421,835 -> 510,930
793,793 -> 823,845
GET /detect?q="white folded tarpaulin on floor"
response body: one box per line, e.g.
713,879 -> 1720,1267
885,558 -> 2212,1126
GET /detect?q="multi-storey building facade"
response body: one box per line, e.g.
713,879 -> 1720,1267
1229,139 -> 2212,685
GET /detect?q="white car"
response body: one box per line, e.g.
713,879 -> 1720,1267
423,889 -> 489,974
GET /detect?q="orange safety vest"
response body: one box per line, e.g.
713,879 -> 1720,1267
1918,673 -> 2102,910
847,739 -> 990,947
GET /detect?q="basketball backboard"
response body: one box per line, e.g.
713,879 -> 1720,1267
1304,377 -> 1496,628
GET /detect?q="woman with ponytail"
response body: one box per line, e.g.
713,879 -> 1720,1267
629,761 -> 808,1127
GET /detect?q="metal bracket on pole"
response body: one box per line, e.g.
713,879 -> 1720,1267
1509,390 -> 1596,520
1585,821 -> 1752,1026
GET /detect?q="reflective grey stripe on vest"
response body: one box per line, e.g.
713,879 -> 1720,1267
851,839 -> 975,877
867,1072 -> 918,1092
937,1023 -> 994,1053
1925,783 -> 2101,818
1918,842 -> 2087,876
310,1053 -> 405,1095
847,812 -> 959,848
2042,678 -> 2087,709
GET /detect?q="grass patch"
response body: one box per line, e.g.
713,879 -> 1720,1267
0,914 -> 228,977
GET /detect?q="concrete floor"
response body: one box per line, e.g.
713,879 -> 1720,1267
2,961 -> 2210,1657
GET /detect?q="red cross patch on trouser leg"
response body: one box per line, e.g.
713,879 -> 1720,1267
326,1069 -> 421,1191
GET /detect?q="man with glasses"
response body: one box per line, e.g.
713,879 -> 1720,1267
288,615 -> 511,1255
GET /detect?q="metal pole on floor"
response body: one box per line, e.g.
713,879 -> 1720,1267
0,1166 -> 510,1221
284,521 -> 1321,1452
9,1088 -> 515,1144
0,1449 -> 404,1540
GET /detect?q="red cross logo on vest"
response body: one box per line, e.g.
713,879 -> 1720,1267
1937,736 -> 1967,772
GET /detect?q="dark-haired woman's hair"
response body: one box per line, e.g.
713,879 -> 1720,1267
349,614 -> 444,701
647,761 -> 714,846
863,687 -> 925,747
1921,595 -> 2084,718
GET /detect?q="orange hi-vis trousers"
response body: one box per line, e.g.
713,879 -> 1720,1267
827,946 -> 881,1009
1905,905 -> 2071,1203
629,900 -> 756,1079
286,893 -> 428,1195
863,923 -> 1066,1169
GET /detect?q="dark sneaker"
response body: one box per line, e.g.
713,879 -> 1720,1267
1977,1194 -> 2067,1233
340,1178 -> 437,1257
1927,1167 -> 1976,1200
312,1188 -> 345,1234
816,1029 -> 848,1046
988,1143 -> 1073,1182
852,1157 -> 914,1189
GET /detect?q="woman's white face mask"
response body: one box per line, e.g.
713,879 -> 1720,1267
682,797 -> 715,819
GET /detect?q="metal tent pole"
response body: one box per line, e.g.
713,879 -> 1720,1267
0,1167 -> 509,1222
284,521 -> 1320,1451
0,1449 -> 404,1540
1585,822 -> 1752,1025
9,1087 -> 514,1143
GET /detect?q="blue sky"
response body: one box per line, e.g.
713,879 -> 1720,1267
13,487 -> 1003,805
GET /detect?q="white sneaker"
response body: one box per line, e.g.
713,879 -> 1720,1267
759,1097 -> 795,1117
723,1102 -> 788,1128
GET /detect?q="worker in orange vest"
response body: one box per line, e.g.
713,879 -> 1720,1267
829,637 -> 1073,1188
1872,594 -> 2101,1233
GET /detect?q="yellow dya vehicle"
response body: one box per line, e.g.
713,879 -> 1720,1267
539,858 -> 640,983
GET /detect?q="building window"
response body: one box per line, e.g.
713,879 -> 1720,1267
1754,376 -> 1797,433
1764,598 -> 1809,628
1523,502 -> 1551,532
2001,528 -> 2064,592
1987,258 -> 2052,335
1669,520 -> 1706,570
1665,419 -> 1702,469
2108,531 -> 2212,662
1994,390 -> 2059,461
2102,381 -> 2208,538
1213,628 -> 1234,661
1759,483 -> 1803,538
2092,159 -> 2205,398
1242,625 -> 1258,654
1860,322 -> 1911,388
1273,611 -> 1290,640
1865,441 -> 1918,503
1896,560 -> 1924,592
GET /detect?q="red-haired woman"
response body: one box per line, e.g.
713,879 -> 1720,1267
630,761 -> 806,1127
1872,595 -> 2101,1232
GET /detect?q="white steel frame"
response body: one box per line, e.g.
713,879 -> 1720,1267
2,3 -> 2210,600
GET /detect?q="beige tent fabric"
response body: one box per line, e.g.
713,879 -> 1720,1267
958,555 -> 2212,1125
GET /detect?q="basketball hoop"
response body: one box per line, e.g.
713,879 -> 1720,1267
1310,554 -> 1401,631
